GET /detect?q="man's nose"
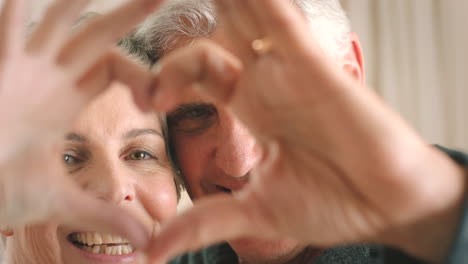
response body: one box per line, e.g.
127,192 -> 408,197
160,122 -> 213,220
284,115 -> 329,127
214,115 -> 261,178
84,160 -> 135,204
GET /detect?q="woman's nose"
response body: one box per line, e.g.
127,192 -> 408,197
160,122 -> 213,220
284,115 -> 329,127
84,161 -> 135,204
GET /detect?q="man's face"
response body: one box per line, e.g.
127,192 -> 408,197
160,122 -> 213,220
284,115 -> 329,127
167,24 -> 364,262
168,95 -> 305,263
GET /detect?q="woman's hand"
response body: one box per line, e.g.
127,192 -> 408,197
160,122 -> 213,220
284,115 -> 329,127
139,0 -> 467,262
0,0 -> 161,248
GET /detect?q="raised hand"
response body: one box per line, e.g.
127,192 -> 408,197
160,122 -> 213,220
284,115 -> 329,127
138,0 -> 466,262
0,0 -> 161,249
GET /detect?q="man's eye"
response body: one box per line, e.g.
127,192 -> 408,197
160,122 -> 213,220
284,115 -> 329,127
168,104 -> 217,133
127,151 -> 155,161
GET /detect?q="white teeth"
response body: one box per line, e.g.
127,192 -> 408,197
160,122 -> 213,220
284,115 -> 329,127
94,233 -> 103,245
92,246 -> 100,254
122,246 -> 129,255
73,232 -> 134,255
73,232 -> 129,246
105,245 -> 112,255
113,235 -> 122,243
86,233 -> 93,246
81,244 -> 133,255
103,233 -> 112,244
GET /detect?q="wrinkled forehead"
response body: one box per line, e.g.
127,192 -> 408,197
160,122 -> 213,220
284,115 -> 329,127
71,83 -> 162,138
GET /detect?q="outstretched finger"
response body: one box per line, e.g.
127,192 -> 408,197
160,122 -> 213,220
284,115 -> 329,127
147,195 -> 263,263
150,40 -> 242,111
59,0 -> 164,76
76,49 -> 154,111
0,0 -> 26,57
58,183 -> 151,250
26,0 -> 91,54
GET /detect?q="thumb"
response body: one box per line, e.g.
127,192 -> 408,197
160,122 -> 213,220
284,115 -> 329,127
147,194 -> 264,263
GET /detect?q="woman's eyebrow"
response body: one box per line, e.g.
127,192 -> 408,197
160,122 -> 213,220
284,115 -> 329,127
124,129 -> 163,139
65,133 -> 87,142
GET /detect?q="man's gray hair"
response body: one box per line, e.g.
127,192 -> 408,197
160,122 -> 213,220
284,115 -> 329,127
131,0 -> 351,64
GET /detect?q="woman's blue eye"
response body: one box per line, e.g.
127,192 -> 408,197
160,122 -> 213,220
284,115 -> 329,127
63,154 -> 79,165
128,151 -> 154,161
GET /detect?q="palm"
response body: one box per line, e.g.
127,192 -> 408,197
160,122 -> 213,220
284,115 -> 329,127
231,46 -> 441,245
1,54 -> 79,142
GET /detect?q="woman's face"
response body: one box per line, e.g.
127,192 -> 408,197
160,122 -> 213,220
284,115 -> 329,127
7,84 -> 178,264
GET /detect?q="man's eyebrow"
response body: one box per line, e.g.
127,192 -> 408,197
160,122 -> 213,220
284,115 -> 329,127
124,129 -> 163,139
65,133 -> 87,142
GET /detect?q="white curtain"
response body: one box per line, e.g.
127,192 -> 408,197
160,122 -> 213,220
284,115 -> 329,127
342,0 -> 468,151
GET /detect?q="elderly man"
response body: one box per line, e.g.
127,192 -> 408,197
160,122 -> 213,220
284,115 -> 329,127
131,0 -> 468,264
163,1 -> 375,263
142,0 -> 375,263
132,0 -> 392,263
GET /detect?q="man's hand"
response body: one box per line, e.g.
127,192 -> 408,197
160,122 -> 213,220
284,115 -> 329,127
0,0 -> 162,248
136,0 -> 467,262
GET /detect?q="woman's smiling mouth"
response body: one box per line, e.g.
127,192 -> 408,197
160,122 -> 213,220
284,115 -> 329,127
68,232 -> 134,255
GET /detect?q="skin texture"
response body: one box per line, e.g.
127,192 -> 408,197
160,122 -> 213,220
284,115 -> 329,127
134,0 -> 466,263
4,84 -> 178,264
165,28 -> 364,263
0,0 -> 163,248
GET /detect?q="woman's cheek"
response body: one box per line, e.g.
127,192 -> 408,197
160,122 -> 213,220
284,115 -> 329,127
138,175 -> 178,222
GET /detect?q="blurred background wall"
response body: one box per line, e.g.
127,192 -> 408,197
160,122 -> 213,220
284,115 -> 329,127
342,0 -> 468,151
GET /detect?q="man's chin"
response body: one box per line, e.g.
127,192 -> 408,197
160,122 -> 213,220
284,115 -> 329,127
228,237 -> 304,264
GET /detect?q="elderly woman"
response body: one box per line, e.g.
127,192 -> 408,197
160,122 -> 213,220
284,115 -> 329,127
0,7 -> 182,264
2,79 -> 181,264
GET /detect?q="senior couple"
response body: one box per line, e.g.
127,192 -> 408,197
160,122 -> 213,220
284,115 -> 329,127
1,0 -> 467,263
